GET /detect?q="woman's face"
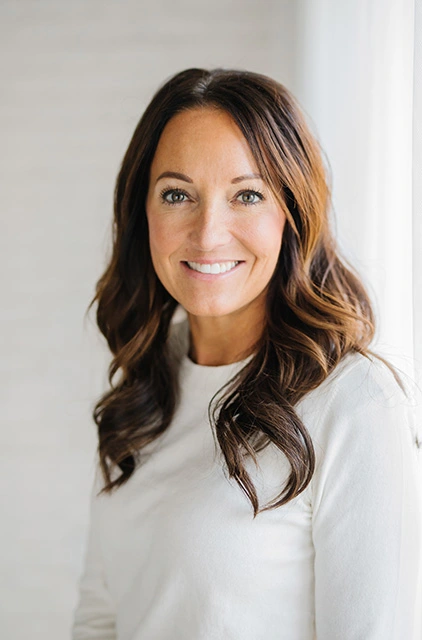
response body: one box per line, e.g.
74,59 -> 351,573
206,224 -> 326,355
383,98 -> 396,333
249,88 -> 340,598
145,107 -> 287,323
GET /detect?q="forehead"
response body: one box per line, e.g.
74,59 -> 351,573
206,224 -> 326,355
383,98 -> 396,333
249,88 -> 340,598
149,107 -> 259,176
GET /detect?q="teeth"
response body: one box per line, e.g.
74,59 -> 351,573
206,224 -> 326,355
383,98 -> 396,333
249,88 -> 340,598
186,261 -> 239,274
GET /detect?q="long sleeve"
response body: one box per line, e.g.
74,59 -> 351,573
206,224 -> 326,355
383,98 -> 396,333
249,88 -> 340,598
71,464 -> 117,640
310,359 -> 422,639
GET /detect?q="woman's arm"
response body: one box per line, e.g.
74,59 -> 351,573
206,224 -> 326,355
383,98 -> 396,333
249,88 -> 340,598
71,464 -> 117,640
311,358 -> 422,639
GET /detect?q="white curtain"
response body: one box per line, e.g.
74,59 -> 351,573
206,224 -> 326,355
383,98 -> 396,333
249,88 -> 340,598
414,0 -> 422,385
293,0 -> 420,384
292,2 -> 422,634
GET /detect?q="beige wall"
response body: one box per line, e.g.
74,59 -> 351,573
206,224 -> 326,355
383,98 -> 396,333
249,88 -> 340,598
0,1 -> 298,637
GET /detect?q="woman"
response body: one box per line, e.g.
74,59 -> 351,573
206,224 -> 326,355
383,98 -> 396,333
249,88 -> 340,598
72,68 -> 422,639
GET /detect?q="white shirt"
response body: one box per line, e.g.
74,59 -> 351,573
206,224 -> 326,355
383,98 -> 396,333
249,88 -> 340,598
72,318 -> 422,639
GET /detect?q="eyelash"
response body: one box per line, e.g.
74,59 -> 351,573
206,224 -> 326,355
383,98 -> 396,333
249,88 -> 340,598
158,186 -> 265,207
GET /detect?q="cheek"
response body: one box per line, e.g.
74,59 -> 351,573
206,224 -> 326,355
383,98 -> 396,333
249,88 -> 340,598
147,216 -> 176,258
246,213 -> 286,261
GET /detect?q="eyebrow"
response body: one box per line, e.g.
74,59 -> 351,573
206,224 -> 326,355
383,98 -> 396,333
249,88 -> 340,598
155,171 -> 263,184
231,173 -> 263,183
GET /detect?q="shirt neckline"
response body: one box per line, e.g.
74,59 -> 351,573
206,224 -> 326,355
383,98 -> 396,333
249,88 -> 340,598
181,351 -> 254,376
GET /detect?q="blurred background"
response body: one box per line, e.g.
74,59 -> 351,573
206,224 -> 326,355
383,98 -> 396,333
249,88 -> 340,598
1,0 -> 421,638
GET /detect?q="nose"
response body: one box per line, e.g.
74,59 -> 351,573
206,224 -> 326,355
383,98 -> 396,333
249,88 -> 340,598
188,202 -> 232,251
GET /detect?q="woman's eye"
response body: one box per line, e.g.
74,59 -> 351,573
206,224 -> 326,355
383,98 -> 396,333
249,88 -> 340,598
159,187 -> 264,206
237,190 -> 264,205
160,189 -> 189,205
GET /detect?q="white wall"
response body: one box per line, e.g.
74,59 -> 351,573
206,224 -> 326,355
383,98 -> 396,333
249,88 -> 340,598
0,1 -> 298,638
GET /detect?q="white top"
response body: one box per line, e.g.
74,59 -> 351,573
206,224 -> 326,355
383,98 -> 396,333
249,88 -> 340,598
72,318 -> 422,640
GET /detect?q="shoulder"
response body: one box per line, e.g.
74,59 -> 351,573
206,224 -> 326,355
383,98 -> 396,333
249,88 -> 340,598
298,350 -> 407,418
301,353 -> 422,545
297,350 -> 420,454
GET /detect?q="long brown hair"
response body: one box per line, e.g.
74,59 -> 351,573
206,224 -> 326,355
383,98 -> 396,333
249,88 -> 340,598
87,67 -> 405,517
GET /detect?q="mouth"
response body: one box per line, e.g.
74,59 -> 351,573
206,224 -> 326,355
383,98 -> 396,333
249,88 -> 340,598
183,260 -> 242,275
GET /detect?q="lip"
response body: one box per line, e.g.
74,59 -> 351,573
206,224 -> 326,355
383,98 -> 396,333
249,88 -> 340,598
181,259 -> 244,264
181,260 -> 244,280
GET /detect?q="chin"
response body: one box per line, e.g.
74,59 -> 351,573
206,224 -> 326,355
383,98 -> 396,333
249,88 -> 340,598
182,301 -> 239,319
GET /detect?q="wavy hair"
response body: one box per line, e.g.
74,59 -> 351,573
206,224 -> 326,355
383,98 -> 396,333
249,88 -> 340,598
87,67 -> 405,517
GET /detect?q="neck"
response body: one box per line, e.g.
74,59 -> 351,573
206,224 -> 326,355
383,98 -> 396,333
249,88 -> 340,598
186,308 -> 264,366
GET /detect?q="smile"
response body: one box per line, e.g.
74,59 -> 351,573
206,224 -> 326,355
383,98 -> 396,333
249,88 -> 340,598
186,261 -> 240,274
